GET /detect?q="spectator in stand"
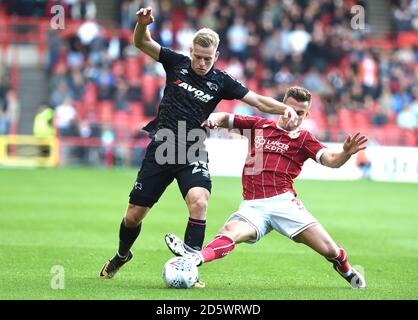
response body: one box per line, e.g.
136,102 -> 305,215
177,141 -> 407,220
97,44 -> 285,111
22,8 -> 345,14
197,1 -> 219,30
176,20 -> 197,55
50,81 -> 70,108
67,68 -> 86,102
5,89 -> 20,134
370,97 -> 390,127
226,16 -> 249,61
224,57 -> 244,80
392,0 -> 414,32
71,0 -> 96,20
397,104 -> 418,129
114,78 -> 129,111
157,21 -> 174,48
410,87 -> 418,117
0,74 -> 9,134
288,23 -> 311,55
77,19 -> 100,47
54,98 -> 77,136
126,78 -> 143,103
349,80 -> 366,110
120,0 -> 133,30
303,67 -> 327,96
107,27 -> 128,61
356,149 -> 372,179
33,103 -> 55,157
96,67 -> 115,101
359,51 -> 380,99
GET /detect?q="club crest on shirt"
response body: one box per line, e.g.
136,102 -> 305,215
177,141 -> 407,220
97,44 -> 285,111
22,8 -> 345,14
254,136 -> 266,149
288,131 -> 300,139
206,81 -> 219,91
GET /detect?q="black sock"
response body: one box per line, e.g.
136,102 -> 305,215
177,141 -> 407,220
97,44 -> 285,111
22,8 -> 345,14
118,219 -> 142,258
184,217 -> 206,250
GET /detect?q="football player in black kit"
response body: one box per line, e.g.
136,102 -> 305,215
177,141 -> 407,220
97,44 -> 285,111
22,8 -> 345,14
100,6 -> 298,286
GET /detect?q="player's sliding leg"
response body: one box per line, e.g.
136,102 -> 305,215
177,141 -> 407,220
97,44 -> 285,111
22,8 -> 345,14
293,224 -> 366,288
183,187 -> 210,250
165,220 -> 256,265
198,220 -> 255,263
100,204 -> 149,279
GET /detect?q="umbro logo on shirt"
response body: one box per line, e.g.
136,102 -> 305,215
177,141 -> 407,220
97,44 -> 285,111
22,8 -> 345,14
173,80 -> 214,103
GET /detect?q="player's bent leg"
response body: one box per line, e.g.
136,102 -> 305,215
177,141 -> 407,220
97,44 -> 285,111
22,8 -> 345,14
293,224 -> 339,258
99,204 -> 150,279
124,203 -> 150,227
196,220 -> 256,263
218,220 -> 257,244
293,224 -> 366,288
165,220 -> 256,265
184,187 -> 210,250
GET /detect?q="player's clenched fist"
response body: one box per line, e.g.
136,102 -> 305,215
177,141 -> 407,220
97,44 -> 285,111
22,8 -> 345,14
136,7 -> 154,25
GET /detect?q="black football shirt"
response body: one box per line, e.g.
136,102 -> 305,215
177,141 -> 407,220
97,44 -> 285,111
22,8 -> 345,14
143,47 -> 249,164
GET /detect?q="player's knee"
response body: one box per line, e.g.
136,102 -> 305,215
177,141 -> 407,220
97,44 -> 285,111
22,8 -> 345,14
219,221 -> 252,243
188,197 -> 208,218
220,223 -> 235,235
125,204 -> 147,227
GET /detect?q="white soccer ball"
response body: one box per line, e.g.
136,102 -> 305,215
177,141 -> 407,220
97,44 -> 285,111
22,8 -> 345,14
162,256 -> 199,289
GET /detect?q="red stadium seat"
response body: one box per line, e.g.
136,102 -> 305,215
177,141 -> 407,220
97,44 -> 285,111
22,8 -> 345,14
215,100 -> 235,113
111,60 -> 125,78
401,129 -> 417,147
125,57 -> 143,81
129,102 -> 145,119
83,83 -> 97,105
337,108 -> 354,131
309,107 -> 327,132
141,74 -> 160,103
97,101 -> 114,124
353,110 -> 371,132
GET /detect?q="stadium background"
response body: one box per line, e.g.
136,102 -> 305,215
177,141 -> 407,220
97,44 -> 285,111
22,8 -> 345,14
0,0 -> 417,300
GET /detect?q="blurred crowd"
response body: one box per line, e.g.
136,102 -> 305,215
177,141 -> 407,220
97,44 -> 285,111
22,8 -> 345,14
1,0 -> 417,157
0,66 -> 19,135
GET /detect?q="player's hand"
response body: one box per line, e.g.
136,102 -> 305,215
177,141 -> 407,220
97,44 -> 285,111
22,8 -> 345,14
283,106 -> 298,126
201,118 -> 219,129
136,7 -> 154,25
343,132 -> 368,155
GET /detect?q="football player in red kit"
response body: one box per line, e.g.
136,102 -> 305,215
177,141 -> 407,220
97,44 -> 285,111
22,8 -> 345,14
166,86 -> 367,289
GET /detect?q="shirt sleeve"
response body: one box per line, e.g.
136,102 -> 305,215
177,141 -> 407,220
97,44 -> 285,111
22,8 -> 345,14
158,47 -> 188,71
221,72 -> 250,100
302,131 -> 327,164
232,115 -> 263,129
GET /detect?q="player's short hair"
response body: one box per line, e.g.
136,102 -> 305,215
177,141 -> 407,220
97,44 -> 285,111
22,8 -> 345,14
193,28 -> 220,49
283,87 -> 312,106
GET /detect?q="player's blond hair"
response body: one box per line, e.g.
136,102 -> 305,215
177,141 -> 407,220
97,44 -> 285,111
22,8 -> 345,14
193,28 -> 220,49
284,86 -> 312,106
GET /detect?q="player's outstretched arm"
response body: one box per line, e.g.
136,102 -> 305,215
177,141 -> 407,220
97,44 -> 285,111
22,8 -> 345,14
240,91 -> 297,125
320,132 -> 368,168
201,112 -> 231,129
133,7 -> 161,61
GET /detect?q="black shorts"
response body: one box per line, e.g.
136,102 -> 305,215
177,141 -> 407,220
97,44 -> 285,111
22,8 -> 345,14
129,159 -> 212,208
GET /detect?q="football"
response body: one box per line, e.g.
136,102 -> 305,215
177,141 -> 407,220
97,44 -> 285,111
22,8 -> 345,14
162,256 -> 199,289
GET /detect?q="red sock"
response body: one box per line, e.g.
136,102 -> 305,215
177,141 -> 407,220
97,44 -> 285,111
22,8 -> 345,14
328,248 -> 351,274
200,234 -> 235,263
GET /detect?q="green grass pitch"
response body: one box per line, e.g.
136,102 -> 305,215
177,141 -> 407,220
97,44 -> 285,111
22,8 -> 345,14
0,167 -> 417,300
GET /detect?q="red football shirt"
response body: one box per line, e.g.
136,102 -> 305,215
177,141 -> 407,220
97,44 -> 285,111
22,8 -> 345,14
230,115 -> 327,200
